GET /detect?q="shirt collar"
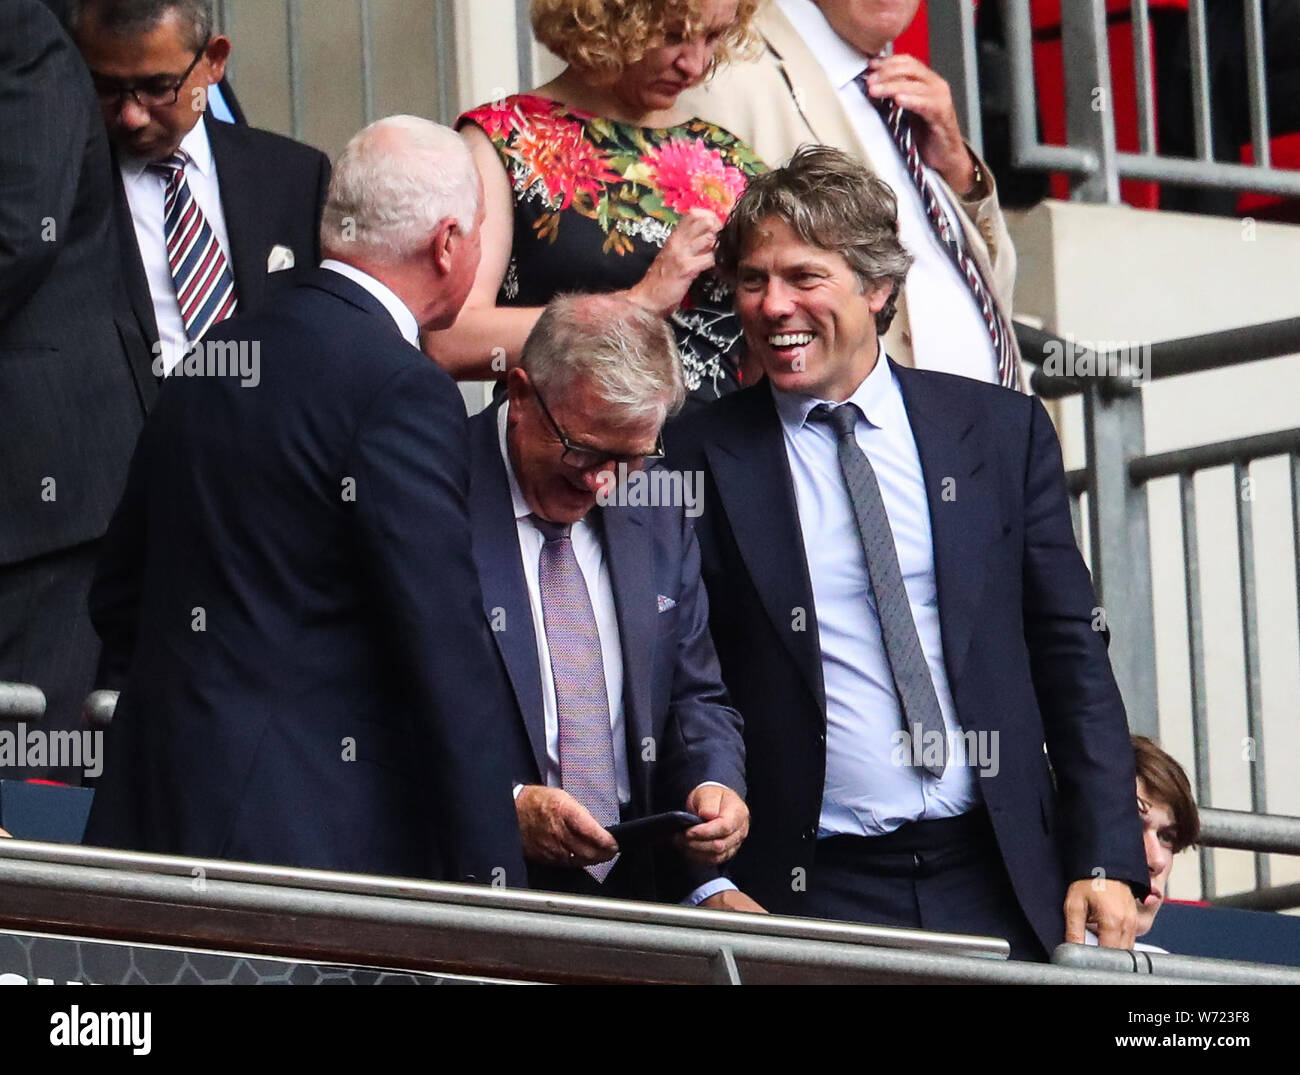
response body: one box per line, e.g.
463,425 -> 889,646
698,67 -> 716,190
770,343 -> 895,432
777,0 -> 874,90
119,115 -> 215,177
496,401 -> 534,523
319,259 -> 420,346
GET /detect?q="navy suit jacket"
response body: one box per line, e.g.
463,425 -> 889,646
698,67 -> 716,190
84,269 -> 527,886
666,366 -> 1148,949
113,112 -> 331,409
468,404 -> 746,899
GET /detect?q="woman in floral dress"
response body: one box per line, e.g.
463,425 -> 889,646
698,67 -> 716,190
424,0 -> 765,406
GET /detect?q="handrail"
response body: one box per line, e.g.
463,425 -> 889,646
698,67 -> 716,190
1197,808 -> 1300,856
0,839 -> 1185,985
0,683 -> 45,721
1054,942 -> 1300,983
1019,317 -> 1300,401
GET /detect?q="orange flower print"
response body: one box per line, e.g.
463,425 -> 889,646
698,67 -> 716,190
513,110 -> 620,211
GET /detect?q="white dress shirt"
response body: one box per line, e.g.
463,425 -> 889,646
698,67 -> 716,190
777,0 -> 1000,384
496,404 -> 630,803
771,347 -> 979,836
320,259 -> 420,346
118,118 -> 233,372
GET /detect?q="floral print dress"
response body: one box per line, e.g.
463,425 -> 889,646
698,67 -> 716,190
459,94 -> 766,406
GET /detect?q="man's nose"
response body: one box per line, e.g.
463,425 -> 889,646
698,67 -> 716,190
113,96 -> 152,130
760,280 -> 795,320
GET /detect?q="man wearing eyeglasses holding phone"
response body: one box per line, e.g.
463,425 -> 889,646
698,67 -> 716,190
467,292 -> 756,910
69,0 -> 330,383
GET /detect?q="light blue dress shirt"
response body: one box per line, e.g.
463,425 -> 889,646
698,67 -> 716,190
770,349 -> 979,837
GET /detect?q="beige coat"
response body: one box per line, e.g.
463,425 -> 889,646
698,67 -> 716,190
680,0 -> 1022,374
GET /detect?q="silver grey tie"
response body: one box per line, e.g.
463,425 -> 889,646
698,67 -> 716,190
810,403 -> 948,777
534,517 -> 620,881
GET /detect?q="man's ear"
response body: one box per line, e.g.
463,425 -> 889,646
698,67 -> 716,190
205,35 -> 232,85
431,218 -> 458,277
505,366 -> 530,406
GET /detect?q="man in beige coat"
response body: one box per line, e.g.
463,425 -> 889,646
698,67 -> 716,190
682,0 -> 1024,385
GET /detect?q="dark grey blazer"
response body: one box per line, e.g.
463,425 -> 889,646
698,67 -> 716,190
0,0 -> 149,565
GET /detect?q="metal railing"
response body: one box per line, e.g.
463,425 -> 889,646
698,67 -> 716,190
1019,317 -> 1300,900
995,0 -> 1300,204
1055,941 -> 1300,983
0,840 -> 1201,985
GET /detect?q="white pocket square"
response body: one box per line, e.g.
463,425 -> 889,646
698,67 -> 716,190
657,595 -> 677,613
267,244 -> 295,272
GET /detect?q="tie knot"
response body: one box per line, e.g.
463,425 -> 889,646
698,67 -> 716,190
148,149 -> 191,179
810,402 -> 860,439
532,516 -> 571,544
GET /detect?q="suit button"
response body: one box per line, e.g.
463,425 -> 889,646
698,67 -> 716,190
804,826 -> 817,840
817,732 -> 826,745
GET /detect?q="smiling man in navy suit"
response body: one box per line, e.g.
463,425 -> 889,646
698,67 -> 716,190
468,293 -> 752,907
667,146 -> 1148,958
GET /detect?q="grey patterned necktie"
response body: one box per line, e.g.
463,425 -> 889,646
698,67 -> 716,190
809,403 -> 947,777
533,516 -> 620,880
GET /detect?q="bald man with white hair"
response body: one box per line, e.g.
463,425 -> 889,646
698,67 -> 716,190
85,117 -> 529,886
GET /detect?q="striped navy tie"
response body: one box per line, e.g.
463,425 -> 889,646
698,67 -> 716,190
860,76 -> 1023,392
150,150 -> 238,343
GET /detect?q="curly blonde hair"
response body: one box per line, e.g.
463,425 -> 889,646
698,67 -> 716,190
531,0 -> 758,78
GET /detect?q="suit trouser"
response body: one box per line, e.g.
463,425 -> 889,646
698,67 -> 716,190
804,808 -> 1047,962
0,540 -> 101,784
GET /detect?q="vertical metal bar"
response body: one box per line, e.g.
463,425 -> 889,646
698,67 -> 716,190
286,0 -> 304,141
1130,0 -> 1156,155
359,0 -> 375,126
433,0 -> 457,127
1187,0 -> 1213,160
1233,460 -> 1268,888
1069,491 -> 1083,551
1244,0 -> 1271,167
516,0 -> 534,91
1060,0 -> 1120,202
928,0 -> 983,157
1179,473 -> 1215,899
214,0 -> 228,35
1001,0 -> 1041,166
1082,385 -> 1158,736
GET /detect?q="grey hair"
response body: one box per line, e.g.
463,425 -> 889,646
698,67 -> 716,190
716,144 -> 914,333
320,115 -> 480,264
522,294 -> 686,425
68,0 -> 213,51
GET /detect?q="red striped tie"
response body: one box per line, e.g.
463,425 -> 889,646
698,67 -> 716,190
150,150 -> 238,343
861,78 -> 1023,391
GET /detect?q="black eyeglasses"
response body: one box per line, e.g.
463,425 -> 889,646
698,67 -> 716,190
531,386 -> 664,470
91,39 -> 210,108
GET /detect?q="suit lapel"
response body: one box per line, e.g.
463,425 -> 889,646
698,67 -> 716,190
468,408 -> 548,778
893,364 -> 1003,686
206,114 -> 266,311
705,387 -> 826,714
761,3 -> 872,162
112,164 -> 160,355
601,505 -> 655,813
